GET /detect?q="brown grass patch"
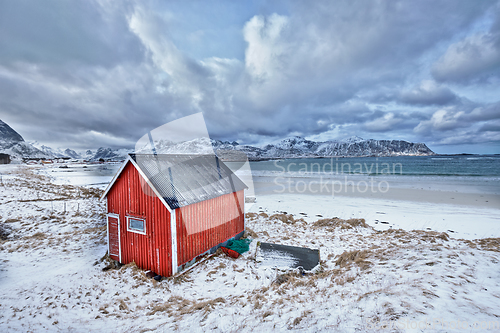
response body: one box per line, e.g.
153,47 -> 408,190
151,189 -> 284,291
269,213 -> 296,224
78,187 -> 103,199
171,272 -> 193,285
292,310 -> 312,326
149,297 -> 227,317
118,299 -> 129,311
409,230 -> 449,242
313,217 -> 370,230
244,227 -> 258,238
30,232 -> 47,239
245,213 -> 258,220
335,249 -> 371,270
469,238 -> 500,252
262,311 -> 273,318
357,287 -> 393,301
190,297 -> 225,312
380,229 -> 449,244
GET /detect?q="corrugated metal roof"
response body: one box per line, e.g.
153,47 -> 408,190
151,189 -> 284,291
129,154 -> 247,209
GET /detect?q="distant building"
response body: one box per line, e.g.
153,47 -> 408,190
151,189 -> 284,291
0,154 -> 10,164
101,154 -> 247,277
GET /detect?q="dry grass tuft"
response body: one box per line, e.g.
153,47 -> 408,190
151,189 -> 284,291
262,311 -> 273,318
30,232 -> 47,239
272,271 -> 320,288
292,310 -> 312,326
96,252 -> 124,271
153,297 -> 227,317
147,303 -> 173,316
171,272 -> 193,285
313,217 -> 370,230
118,299 -> 129,311
335,249 -> 371,269
381,229 -> 449,244
244,227 -> 258,238
78,187 -> 104,199
467,238 -> 500,252
245,213 -> 258,220
207,262 -> 227,277
409,230 -> 449,242
269,213 -> 296,224
190,297 -> 226,312
274,273 -> 294,286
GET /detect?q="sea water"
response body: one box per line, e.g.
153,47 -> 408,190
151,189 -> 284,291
243,155 -> 500,195
29,155 -> 500,196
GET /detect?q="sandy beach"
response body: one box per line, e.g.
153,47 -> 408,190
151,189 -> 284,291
250,175 -> 500,240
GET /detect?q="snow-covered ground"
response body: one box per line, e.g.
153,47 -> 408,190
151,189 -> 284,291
0,164 -> 499,332
248,193 -> 500,240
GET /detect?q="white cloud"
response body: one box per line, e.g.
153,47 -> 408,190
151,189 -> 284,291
400,80 -> 456,105
243,14 -> 290,80
364,113 -> 403,132
414,109 -> 466,134
432,32 -> 500,82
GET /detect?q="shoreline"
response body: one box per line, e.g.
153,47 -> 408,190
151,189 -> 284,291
253,177 -> 500,209
250,176 -> 500,240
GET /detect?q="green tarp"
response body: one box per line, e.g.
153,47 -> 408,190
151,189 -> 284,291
225,239 -> 252,254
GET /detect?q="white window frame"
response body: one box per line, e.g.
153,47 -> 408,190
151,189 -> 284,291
126,216 -> 146,235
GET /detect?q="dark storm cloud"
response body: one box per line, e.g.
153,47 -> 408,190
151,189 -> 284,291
400,81 -> 457,106
0,0 -> 499,153
480,120 -> 500,132
0,0 -> 143,67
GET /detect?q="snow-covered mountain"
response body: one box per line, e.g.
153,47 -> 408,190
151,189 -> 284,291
89,147 -> 130,161
29,142 -> 82,159
0,119 -> 24,143
213,136 -> 435,160
137,136 -> 435,161
1,120 -> 86,161
136,138 -> 215,155
0,120 -> 51,161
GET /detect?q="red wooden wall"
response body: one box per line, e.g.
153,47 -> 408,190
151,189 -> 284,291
176,190 -> 245,266
107,162 -> 173,277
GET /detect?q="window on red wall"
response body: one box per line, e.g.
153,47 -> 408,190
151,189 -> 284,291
127,216 -> 146,235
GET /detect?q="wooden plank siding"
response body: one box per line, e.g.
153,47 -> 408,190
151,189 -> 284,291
176,190 -> 244,266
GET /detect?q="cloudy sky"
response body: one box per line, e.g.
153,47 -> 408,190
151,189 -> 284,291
1,0 -> 500,153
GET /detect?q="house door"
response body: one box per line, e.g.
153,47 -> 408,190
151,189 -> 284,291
107,214 -> 121,262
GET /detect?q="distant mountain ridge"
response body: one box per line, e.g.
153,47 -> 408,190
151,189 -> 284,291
138,136 -> 435,161
213,136 -> 435,160
0,119 -> 435,162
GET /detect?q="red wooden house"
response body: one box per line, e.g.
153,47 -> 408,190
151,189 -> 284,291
101,154 -> 247,277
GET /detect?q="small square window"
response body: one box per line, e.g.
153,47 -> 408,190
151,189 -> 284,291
127,217 -> 145,234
